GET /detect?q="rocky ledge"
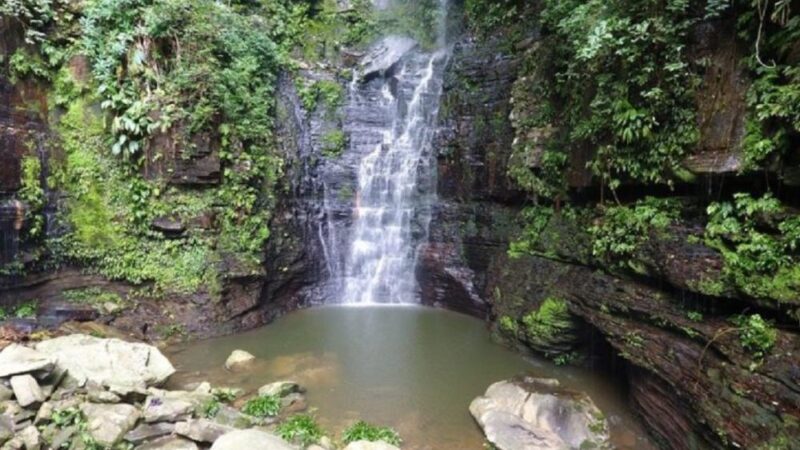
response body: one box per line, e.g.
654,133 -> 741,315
0,335 -> 401,450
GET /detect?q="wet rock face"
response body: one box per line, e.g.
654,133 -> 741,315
428,19 -> 799,450
420,35 -> 527,315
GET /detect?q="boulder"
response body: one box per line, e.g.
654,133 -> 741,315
224,350 -> 255,370
0,415 -> 13,444
80,403 -> 141,446
135,436 -> 199,450
359,36 -> 417,80
208,404 -> 252,429
210,429 -> 296,450
0,344 -> 54,378
145,385 -> 214,409
470,378 -> 611,450
342,441 -> 400,450
125,422 -> 175,444
257,381 -> 302,397
35,334 -> 175,395
10,375 -> 44,407
0,385 -> 12,402
18,425 -> 40,450
174,418 -> 234,442
143,396 -> 194,423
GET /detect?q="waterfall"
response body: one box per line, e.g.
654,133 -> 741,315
333,2 -> 449,304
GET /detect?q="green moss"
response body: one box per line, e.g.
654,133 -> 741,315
63,287 -> 123,306
321,129 -> 347,157
19,155 -> 45,239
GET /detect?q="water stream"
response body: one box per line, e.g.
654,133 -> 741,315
341,51 -> 446,304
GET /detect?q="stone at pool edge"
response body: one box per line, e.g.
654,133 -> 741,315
136,435 -> 199,450
257,380 -> 303,397
470,377 -> 612,450
0,344 -> 55,378
342,441 -> 401,450
34,334 -> 175,395
80,402 -> 141,446
210,429 -> 297,450
10,374 -> 45,407
224,349 -> 256,370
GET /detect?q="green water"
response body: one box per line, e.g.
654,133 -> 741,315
166,306 -> 654,449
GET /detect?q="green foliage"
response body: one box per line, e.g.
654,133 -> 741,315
342,421 -> 402,446
731,313 -> 777,359
9,48 -> 52,82
19,155 -> 45,239
297,79 -> 344,113
277,414 -> 325,447
377,0 -> 444,48
50,407 -> 105,450
736,1 -> 800,169
51,99 -> 220,296
521,297 -> 571,342
14,300 -> 38,319
242,394 -> 281,418
201,399 -> 221,418
464,0 -> 520,35
0,301 -> 38,320
508,206 -> 554,258
498,315 -> 519,336
509,0 -> 701,197
297,0 -> 376,62
705,193 -> 800,303
322,129 -> 347,157
687,311 -> 703,322
590,197 -> 680,271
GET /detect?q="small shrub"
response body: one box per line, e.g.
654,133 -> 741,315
687,311 -> 703,322
212,388 -> 239,403
731,314 -> 777,360
242,394 -> 281,418
498,316 -> 518,336
521,297 -> 571,341
14,301 -> 38,319
277,414 -> 324,447
321,129 -> 347,157
342,421 -> 401,446
201,399 -> 221,418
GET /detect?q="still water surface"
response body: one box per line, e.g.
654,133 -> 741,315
166,306 -> 654,449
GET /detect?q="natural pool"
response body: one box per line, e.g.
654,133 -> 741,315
166,306 -> 655,449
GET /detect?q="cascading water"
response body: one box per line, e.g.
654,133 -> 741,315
331,1 -> 450,304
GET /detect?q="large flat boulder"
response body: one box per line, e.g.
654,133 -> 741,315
210,429 -> 296,450
35,334 -> 175,394
0,344 -> 54,378
470,378 -> 611,450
